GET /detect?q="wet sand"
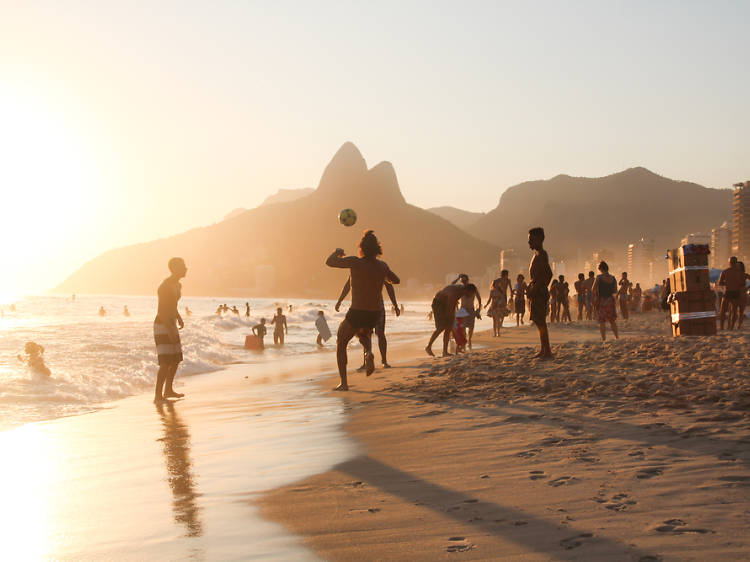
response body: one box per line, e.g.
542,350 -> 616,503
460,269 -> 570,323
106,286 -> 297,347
261,313 -> 750,561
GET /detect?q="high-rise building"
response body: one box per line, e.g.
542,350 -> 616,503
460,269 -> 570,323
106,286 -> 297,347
710,221 -> 732,269
627,238 -> 655,287
733,181 -> 750,263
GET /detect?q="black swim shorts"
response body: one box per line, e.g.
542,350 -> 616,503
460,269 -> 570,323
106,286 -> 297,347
432,296 -> 453,329
529,287 -> 550,326
345,309 -> 380,331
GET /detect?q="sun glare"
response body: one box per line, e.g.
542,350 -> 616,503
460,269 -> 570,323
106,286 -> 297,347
0,86 -> 99,296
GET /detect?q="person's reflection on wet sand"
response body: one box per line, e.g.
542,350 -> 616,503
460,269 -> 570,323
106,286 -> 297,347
156,401 -> 203,537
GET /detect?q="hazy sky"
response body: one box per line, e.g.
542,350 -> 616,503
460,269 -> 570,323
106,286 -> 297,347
1,0 -> 748,296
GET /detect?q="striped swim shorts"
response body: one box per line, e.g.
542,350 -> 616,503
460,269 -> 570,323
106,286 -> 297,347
154,320 -> 183,365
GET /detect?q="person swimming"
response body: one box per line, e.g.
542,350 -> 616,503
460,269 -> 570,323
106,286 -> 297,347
123,305 -> 130,317
98,306 -> 107,317
18,341 -> 51,376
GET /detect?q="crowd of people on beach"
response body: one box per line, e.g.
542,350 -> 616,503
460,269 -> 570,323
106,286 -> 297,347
148,227 -> 749,400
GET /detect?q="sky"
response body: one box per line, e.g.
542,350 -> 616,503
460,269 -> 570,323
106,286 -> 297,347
1,0 -> 748,297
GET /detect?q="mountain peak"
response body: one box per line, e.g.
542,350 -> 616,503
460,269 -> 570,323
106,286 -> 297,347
317,142 -> 367,193
367,161 -> 406,205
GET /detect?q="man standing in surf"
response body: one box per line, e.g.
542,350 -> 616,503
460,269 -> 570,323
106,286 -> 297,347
154,257 -> 188,403
326,230 -> 400,391
527,227 -> 553,359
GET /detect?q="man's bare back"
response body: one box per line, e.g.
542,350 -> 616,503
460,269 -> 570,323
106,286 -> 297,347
327,252 -> 399,311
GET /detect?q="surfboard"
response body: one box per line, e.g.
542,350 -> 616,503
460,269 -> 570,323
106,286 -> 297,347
315,316 -> 332,341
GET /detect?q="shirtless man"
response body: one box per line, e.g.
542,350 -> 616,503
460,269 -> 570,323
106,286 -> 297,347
270,307 -> 288,345
618,272 -> 632,321
528,227 -> 553,359
453,274 -> 482,349
719,256 -> 745,330
154,257 -> 188,403
325,230 -> 400,390
490,270 -> 512,333
583,271 -> 596,320
426,283 -> 473,357
558,274 -> 571,323
574,273 -> 586,321
336,277 -> 400,369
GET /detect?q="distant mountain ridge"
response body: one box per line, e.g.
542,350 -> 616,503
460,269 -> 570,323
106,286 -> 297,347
428,206 -> 485,230
56,143 -> 499,297
468,167 -> 732,266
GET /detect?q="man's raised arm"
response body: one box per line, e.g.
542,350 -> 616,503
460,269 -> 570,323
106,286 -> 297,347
326,248 -> 358,269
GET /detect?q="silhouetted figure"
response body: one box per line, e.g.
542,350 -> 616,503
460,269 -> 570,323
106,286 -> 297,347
231,305 -> 239,316
123,305 -> 130,317
618,272 -> 632,321
155,401 -> 203,537
631,283 -> 642,313
325,230 -> 400,390
574,273 -> 586,321
98,306 -> 107,317
558,275 -> 571,323
336,276 -> 399,369
185,306 -> 192,317
489,270 -> 512,334
245,302 -> 250,317
528,227 -> 553,359
719,256 -> 744,330
593,261 -> 619,341
18,341 -> 51,376
584,271 -> 596,320
452,274 -> 481,349
426,283 -> 472,357
154,257 -> 187,403
549,279 -> 559,323
252,318 -> 267,348
270,307 -> 288,345
513,274 -> 527,326
71,294 -> 76,302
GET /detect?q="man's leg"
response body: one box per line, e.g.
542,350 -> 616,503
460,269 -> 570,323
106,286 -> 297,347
376,328 -> 390,367
273,332 -> 279,345
467,325 -> 474,349
164,363 -> 183,398
335,320 -> 357,390
720,298 -> 727,330
426,327 -> 444,356
599,321 -> 606,340
536,322 -> 552,358
442,327 -> 453,357
154,364 -> 168,402
610,320 -> 619,339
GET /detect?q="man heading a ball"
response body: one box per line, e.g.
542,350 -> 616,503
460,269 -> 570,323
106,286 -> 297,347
325,230 -> 400,391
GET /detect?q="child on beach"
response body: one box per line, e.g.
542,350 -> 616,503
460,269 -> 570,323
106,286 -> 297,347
252,318 -> 267,348
453,309 -> 469,353
315,311 -> 332,347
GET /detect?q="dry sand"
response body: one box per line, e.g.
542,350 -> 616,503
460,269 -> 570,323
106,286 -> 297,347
261,313 -> 750,561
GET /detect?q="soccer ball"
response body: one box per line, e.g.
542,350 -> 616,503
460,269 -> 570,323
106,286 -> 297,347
338,208 -> 357,227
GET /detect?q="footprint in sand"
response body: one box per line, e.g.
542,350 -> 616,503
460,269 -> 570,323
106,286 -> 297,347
446,538 -> 474,553
529,470 -> 548,480
636,467 -> 664,479
548,476 -> 577,487
653,519 -> 713,534
559,532 -> 593,549
516,448 -> 542,458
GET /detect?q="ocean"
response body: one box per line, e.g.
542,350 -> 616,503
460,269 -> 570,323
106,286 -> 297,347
0,294 -> 434,430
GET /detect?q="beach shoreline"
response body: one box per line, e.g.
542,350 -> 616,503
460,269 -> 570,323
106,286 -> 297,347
261,314 -> 750,561
0,338 -> 431,560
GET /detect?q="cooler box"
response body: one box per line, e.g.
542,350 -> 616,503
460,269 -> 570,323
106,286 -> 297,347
244,335 -> 263,350
668,245 -> 711,293
669,298 -> 716,336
